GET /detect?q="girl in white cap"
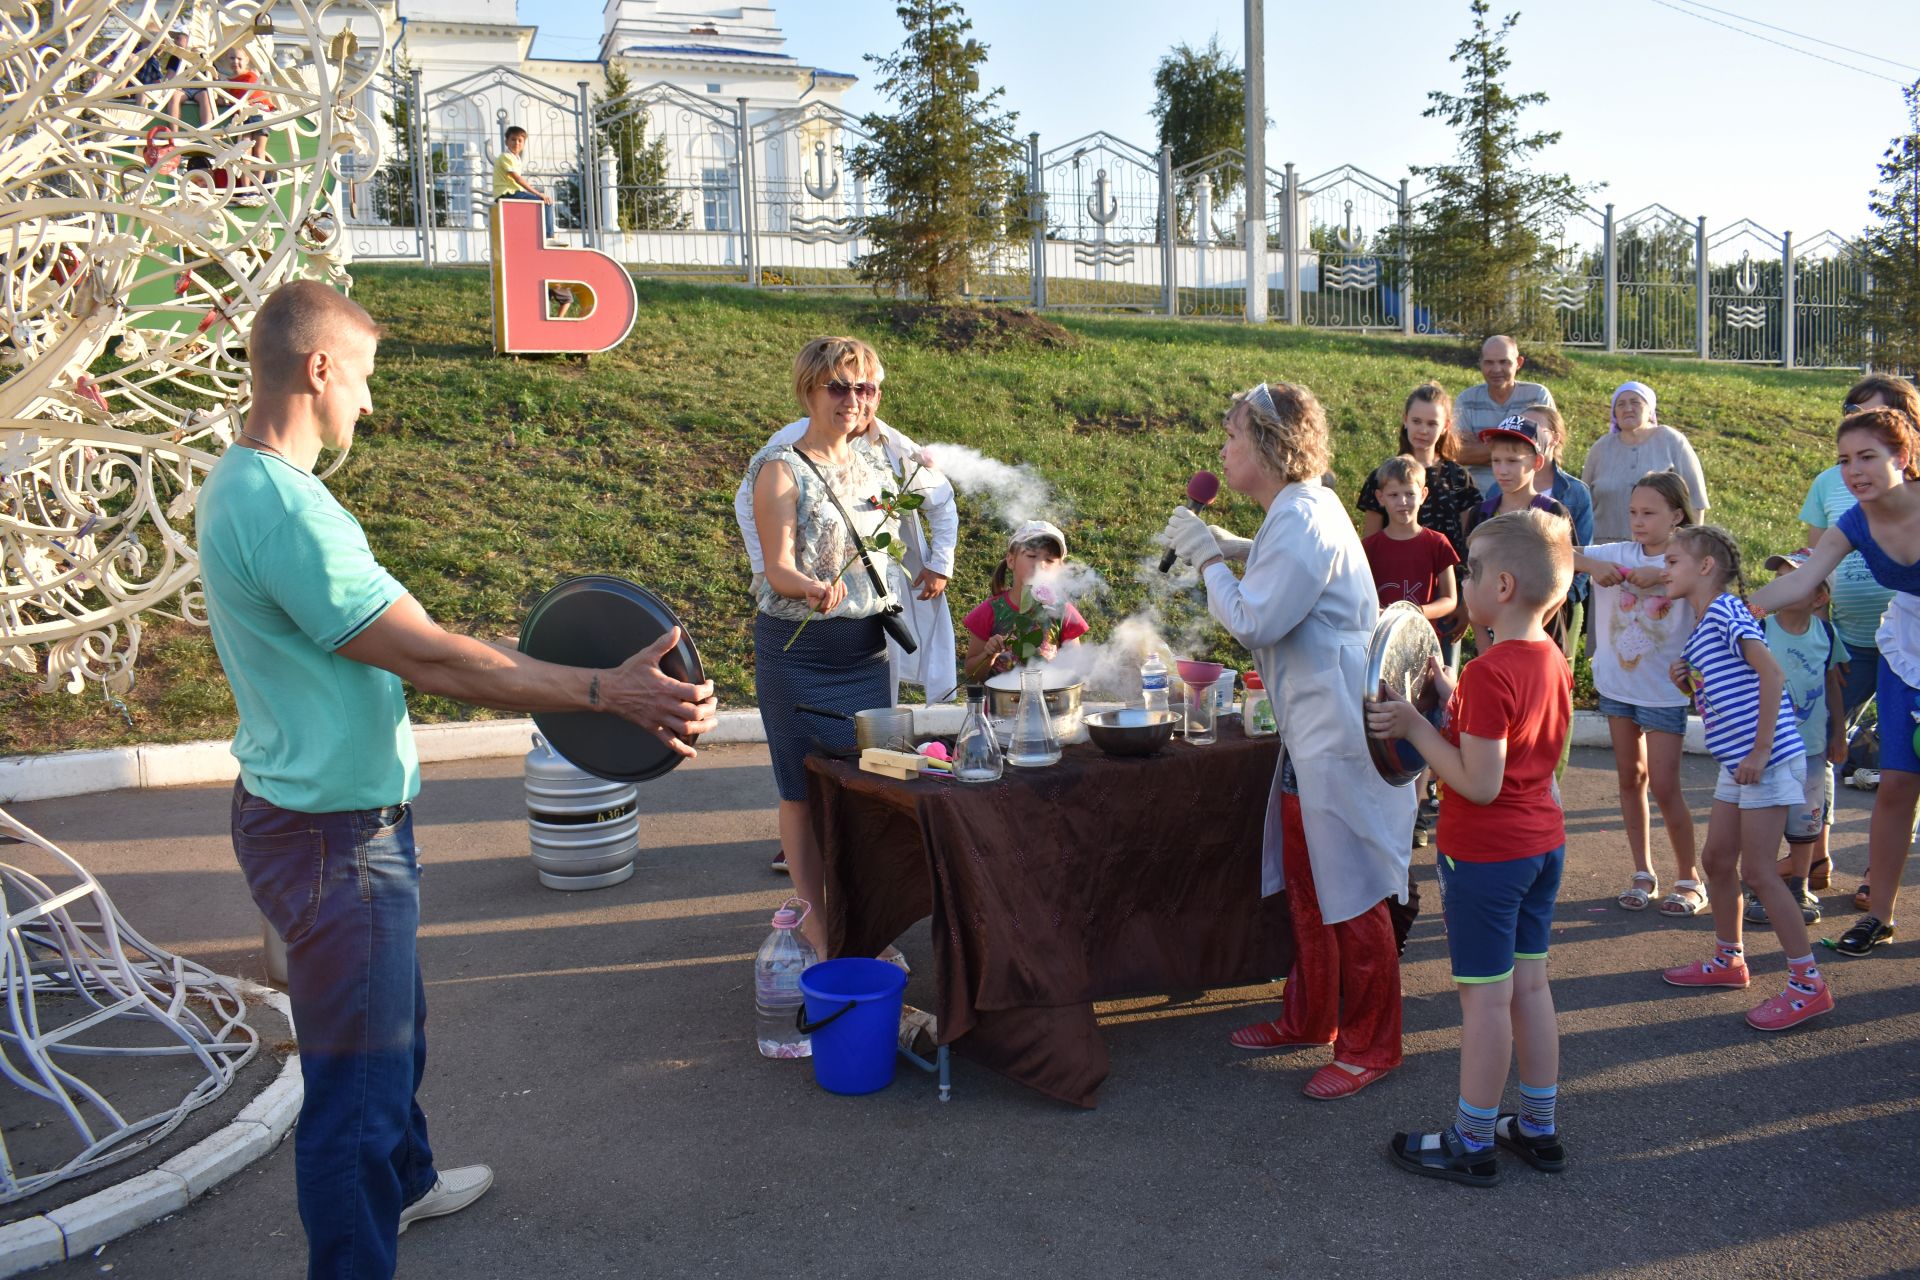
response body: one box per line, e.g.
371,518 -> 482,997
960,521 -> 1089,682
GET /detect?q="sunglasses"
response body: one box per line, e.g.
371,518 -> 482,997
824,380 -> 880,400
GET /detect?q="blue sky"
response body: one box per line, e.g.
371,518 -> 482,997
526,0 -> 1920,238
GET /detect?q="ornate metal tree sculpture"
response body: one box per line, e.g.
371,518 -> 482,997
0,0 -> 387,1200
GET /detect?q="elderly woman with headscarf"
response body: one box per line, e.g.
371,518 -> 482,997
1580,380 -> 1710,544
1162,381 -> 1417,1100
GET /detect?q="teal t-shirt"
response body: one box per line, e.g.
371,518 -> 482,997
1765,613 -> 1849,758
1800,465 -> 1895,650
197,448 -> 419,813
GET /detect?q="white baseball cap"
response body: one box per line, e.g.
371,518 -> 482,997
1007,520 -> 1067,558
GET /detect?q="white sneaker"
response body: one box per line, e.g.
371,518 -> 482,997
398,1165 -> 494,1234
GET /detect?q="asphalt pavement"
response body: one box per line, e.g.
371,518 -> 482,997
7,743 -> 1918,1280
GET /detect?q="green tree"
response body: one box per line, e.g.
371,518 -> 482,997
1859,79 -> 1920,372
1150,38 -> 1245,235
595,61 -> 688,232
1408,1 -> 1586,343
847,1 -> 1032,301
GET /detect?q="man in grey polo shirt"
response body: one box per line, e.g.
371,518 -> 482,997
197,281 -> 717,1279
1452,335 -> 1557,495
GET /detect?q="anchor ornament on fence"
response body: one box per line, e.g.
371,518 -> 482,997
791,137 -> 853,243
803,139 -> 840,201
1724,254 -> 1768,330
1320,201 -> 1378,291
1540,250 -> 1590,310
1073,167 -> 1134,268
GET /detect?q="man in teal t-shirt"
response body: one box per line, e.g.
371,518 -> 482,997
198,281 -> 716,1279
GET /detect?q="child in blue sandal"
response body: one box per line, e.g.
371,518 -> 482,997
1367,509 -> 1575,1186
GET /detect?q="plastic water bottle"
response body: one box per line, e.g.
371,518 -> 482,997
754,899 -> 819,1059
1140,651 -> 1169,715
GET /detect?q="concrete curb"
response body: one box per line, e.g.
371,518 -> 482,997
1,706 -> 1708,803
0,986 -> 302,1278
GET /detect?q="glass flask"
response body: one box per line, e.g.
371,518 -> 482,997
1007,665 -> 1063,768
952,686 -> 1005,783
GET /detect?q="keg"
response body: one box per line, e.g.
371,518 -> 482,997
525,733 -> 640,890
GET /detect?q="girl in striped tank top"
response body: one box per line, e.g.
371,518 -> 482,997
1659,526 -> 1834,1032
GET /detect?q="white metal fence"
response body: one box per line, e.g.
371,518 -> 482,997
342,70 -> 1868,368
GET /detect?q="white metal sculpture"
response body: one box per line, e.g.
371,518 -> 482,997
0,0 -> 387,1202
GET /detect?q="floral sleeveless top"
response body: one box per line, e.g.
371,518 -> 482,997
744,437 -> 900,622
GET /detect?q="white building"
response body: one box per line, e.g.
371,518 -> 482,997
286,0 -> 863,267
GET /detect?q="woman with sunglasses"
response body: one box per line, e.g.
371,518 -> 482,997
741,336 -> 907,959
1162,381 -> 1417,1099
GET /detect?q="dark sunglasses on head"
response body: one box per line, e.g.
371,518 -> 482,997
824,380 -> 880,399
1844,403 -> 1861,414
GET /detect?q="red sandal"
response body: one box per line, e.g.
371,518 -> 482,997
1228,1016 -> 1327,1051
1303,1063 -> 1392,1099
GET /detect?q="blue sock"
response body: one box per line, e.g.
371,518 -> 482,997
1518,1082 -> 1557,1137
1455,1097 -> 1498,1151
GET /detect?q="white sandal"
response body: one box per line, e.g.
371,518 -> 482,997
1659,879 -> 1710,916
1618,871 -> 1657,911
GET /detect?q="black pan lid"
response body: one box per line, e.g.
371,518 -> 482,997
518,575 -> 705,784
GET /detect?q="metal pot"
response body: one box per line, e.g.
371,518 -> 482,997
983,671 -> 1084,741
1084,708 -> 1177,757
795,704 -> 916,752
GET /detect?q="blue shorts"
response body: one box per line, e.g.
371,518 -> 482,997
1436,846 -> 1565,983
1596,694 -> 1689,737
1876,656 -> 1920,775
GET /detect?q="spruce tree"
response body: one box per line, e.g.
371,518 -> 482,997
1150,38 -> 1246,236
1860,80 -> 1920,372
595,62 -> 687,231
1408,1 -> 1585,343
847,1 -> 1030,301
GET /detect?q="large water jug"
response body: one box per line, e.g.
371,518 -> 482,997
755,898 -> 819,1059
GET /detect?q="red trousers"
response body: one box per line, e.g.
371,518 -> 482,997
1271,792 -> 1403,1069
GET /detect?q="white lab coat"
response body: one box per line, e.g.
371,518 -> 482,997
1200,481 -> 1415,923
734,418 -> 960,702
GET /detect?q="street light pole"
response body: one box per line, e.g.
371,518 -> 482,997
1243,0 -> 1267,323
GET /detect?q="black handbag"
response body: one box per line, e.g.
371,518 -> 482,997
790,448 -> 919,655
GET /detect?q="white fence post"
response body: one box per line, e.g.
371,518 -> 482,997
1695,216 -> 1710,360
577,81 -> 595,248
1029,133 -> 1045,310
1399,177 -> 1413,337
410,67 -> 431,265
1602,202 -> 1617,352
736,98 -> 757,287
1243,0 -> 1267,324
1782,229 -> 1796,369
1161,146 -> 1177,317
1281,161 -> 1299,326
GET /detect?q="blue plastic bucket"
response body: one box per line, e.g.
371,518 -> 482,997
797,958 -> 908,1095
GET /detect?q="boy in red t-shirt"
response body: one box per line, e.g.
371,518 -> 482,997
1367,507 -> 1574,1188
1361,454 -> 1460,623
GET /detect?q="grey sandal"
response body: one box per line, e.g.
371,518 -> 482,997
1660,879 -> 1709,916
1618,871 -> 1657,911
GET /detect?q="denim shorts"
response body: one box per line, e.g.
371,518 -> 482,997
1712,753 -> 1807,809
1786,753 -> 1834,844
1435,846 -> 1565,983
1596,694 -> 1689,737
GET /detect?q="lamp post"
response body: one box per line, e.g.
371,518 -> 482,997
1244,0 -> 1266,323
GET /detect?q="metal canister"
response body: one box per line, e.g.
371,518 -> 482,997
525,733 -> 640,890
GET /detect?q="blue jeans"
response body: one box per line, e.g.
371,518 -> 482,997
232,781 -> 436,1280
499,190 -> 555,238
1840,640 -> 1880,722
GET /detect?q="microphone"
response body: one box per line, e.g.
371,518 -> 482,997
1160,469 -> 1222,572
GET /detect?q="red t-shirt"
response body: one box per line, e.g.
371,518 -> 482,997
1435,639 -> 1571,861
1362,527 -> 1460,610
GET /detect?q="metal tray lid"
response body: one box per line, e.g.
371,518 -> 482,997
1363,601 -> 1443,787
518,575 -> 705,784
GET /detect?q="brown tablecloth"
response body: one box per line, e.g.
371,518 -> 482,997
805,722 -> 1294,1108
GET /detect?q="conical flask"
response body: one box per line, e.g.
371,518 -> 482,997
1006,665 -> 1062,768
953,686 -> 1004,783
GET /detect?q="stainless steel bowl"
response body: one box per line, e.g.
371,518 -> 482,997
1363,601 -> 1443,786
1084,708 -> 1178,757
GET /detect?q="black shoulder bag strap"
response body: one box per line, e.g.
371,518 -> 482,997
788,447 -> 917,654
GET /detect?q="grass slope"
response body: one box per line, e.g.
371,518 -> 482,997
1,268 -> 1856,755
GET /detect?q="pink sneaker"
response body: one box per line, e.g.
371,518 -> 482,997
1663,957 -> 1750,988
1746,982 -> 1834,1031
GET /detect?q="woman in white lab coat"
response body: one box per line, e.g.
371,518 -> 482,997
1163,381 -> 1416,1100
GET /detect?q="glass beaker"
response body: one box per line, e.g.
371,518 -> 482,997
1184,677 -> 1219,745
952,686 -> 1005,783
1006,666 -> 1062,767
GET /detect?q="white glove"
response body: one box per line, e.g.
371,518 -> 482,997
1163,506 -> 1224,567
1207,523 -> 1252,563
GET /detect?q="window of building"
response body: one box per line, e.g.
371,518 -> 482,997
706,82 -> 721,94
702,167 -> 735,230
